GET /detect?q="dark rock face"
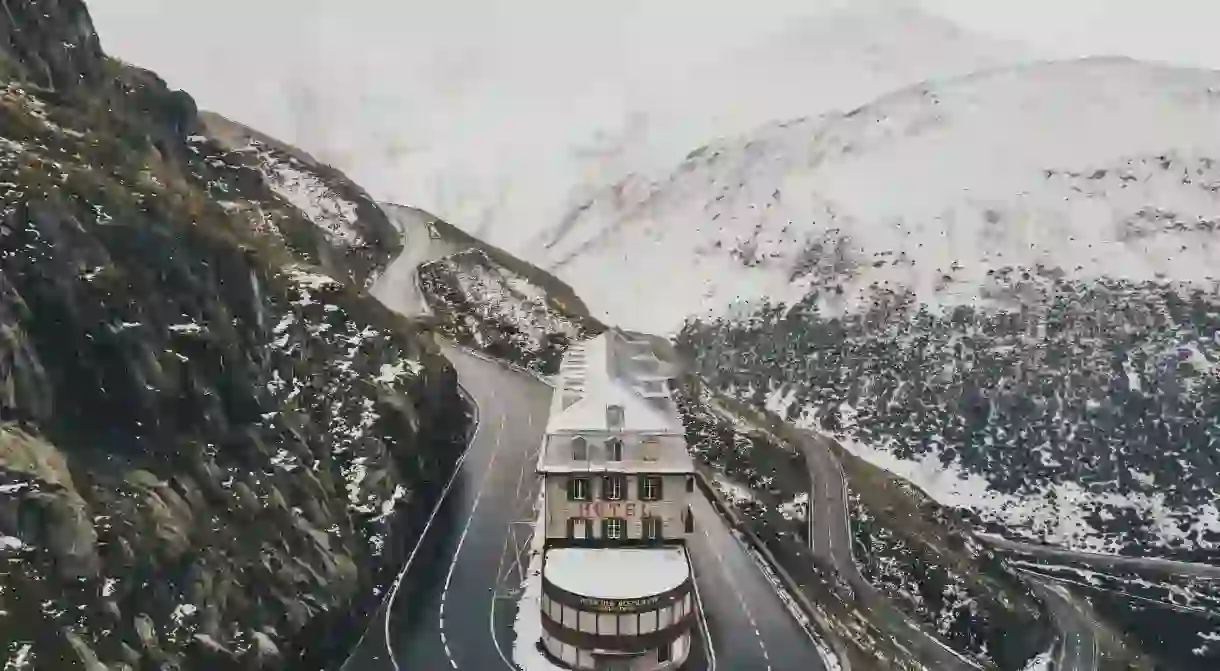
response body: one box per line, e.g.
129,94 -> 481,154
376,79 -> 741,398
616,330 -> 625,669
419,248 -> 603,375
0,1 -> 467,669
0,0 -> 105,89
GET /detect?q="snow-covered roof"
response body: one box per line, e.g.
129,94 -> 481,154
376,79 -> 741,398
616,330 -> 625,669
535,442 -> 695,474
543,546 -> 690,599
545,329 -> 685,435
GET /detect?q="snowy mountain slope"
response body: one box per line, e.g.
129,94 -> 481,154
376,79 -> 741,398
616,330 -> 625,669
520,1 -> 1032,256
417,248 -> 603,376
536,57 -> 1220,335
199,111 -> 400,288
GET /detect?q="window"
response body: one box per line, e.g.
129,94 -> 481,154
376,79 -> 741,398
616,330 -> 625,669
640,475 -> 663,501
567,477 -> 591,501
603,517 -> 625,540
602,474 -> 625,501
658,643 -> 671,663
606,438 -> 623,461
606,404 -> 624,430
568,517 -> 590,539
643,515 -> 662,540
571,436 -> 588,460
640,437 -> 659,462
686,475 -> 694,493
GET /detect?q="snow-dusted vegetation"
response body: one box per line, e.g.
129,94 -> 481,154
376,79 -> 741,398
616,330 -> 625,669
680,276 -> 1220,560
674,379 -> 1049,670
0,9 -> 468,667
1016,560 -> 1220,670
197,111 -> 401,290
673,381 -> 927,671
418,248 -> 601,375
847,485 -> 1034,667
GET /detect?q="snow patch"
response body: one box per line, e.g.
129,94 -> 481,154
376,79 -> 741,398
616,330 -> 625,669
535,60 -> 1220,335
243,141 -> 364,246
284,266 -> 341,290
543,546 -> 690,600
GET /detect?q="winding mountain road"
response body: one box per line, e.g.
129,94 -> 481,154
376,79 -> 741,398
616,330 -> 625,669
801,432 -> 983,670
981,533 -> 1220,581
687,486 -> 829,671
802,431 -> 1101,671
345,203 -> 830,670
346,344 -> 838,670
341,346 -> 553,671
1025,574 -> 1099,671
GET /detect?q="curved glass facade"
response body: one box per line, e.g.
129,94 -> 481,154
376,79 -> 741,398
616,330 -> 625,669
539,571 -> 694,669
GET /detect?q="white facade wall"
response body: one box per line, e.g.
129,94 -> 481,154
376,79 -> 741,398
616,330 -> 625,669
544,473 -> 690,540
541,631 -> 690,670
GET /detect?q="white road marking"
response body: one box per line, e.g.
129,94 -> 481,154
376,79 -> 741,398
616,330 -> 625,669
439,412 -> 509,669
701,526 -> 773,671
689,552 -> 719,671
381,385 -> 480,671
488,395 -> 542,670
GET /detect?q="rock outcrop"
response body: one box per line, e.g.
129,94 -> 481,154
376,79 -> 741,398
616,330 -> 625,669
0,1 -> 467,669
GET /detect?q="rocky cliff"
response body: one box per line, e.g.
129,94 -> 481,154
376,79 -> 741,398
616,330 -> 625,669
416,216 -> 604,375
0,1 -> 467,669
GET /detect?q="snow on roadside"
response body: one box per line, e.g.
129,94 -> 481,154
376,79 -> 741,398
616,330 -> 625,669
1194,630 -> 1220,657
512,492 -> 564,671
710,471 -> 758,507
778,491 -> 809,523
1020,648 -> 1052,671
742,542 -> 844,671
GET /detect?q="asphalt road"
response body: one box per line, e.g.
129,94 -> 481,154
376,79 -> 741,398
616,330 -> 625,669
1024,575 -> 1099,671
801,432 -> 983,671
802,431 -> 1109,671
351,208 -> 828,669
370,203 -> 458,317
342,346 -> 552,671
687,488 -> 828,671
980,533 -> 1220,580
352,344 -> 828,671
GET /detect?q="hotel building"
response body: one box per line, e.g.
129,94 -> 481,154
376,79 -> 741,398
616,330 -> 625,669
535,329 -> 696,670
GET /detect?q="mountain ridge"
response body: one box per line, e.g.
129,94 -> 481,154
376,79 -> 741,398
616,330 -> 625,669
534,56 -> 1220,335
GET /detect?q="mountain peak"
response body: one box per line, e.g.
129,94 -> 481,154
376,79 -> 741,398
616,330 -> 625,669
536,57 -> 1220,334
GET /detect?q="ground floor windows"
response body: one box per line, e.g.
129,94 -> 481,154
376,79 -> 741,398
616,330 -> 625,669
643,515 -> 662,540
567,517 -> 591,539
603,517 -> 626,540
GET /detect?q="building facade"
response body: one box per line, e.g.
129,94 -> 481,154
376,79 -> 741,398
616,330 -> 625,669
536,330 -> 696,670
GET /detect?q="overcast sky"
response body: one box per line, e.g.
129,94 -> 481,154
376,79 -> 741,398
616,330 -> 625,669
86,0 -> 1220,246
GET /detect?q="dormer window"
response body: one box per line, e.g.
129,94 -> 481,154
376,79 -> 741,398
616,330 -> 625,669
606,438 -> 623,461
606,404 -> 624,432
571,436 -> 588,461
640,437 -> 659,462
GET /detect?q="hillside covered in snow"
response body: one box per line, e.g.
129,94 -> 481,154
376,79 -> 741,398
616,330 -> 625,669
199,111 -> 401,290
537,57 -> 1220,335
418,244 -> 603,376
526,57 -> 1220,560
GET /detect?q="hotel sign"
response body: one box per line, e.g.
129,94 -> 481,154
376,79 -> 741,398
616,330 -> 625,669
578,594 -> 663,613
575,501 -> 655,519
